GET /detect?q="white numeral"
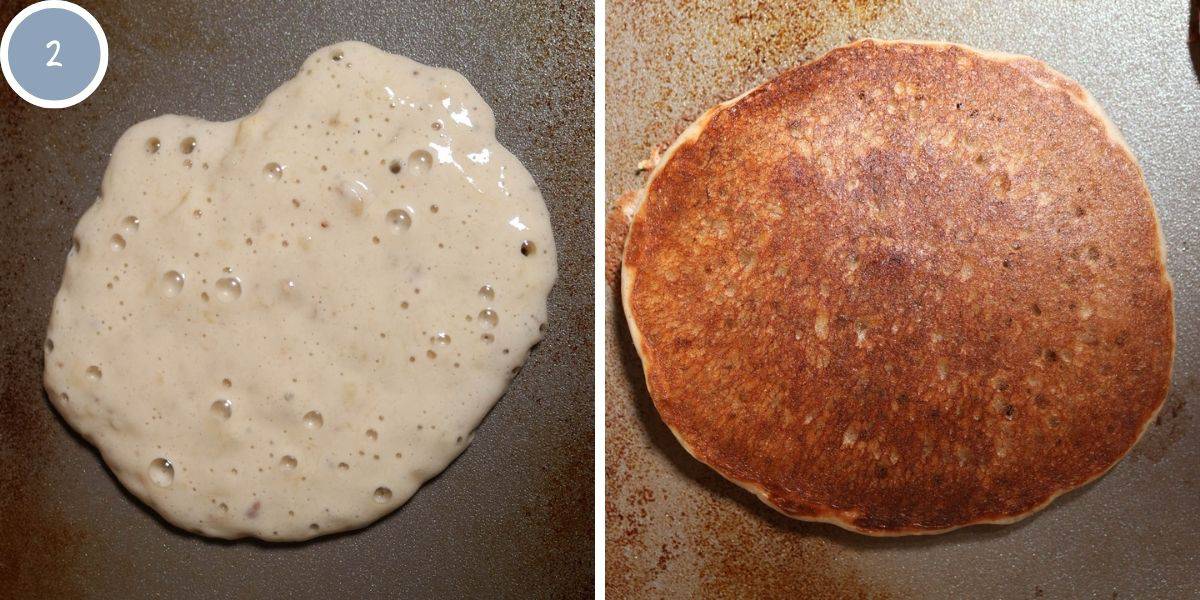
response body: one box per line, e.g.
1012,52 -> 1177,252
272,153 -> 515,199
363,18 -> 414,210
45,40 -> 62,67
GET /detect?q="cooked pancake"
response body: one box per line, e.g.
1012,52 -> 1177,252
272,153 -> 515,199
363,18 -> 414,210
621,39 -> 1174,535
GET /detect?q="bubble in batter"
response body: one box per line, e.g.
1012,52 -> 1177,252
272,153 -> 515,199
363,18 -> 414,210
478,309 -> 498,328
161,271 -> 185,297
149,458 -> 174,487
373,487 -> 392,503
214,277 -> 242,302
302,411 -> 323,429
264,162 -> 284,180
386,208 -> 413,232
407,150 -> 432,174
211,399 -> 232,420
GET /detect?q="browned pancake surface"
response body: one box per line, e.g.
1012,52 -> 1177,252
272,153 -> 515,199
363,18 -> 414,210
622,40 -> 1174,534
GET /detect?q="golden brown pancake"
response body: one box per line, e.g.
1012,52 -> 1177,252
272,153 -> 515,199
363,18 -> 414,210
621,39 -> 1174,535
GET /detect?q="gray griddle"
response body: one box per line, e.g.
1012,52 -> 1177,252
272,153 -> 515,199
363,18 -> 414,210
0,1 -> 594,598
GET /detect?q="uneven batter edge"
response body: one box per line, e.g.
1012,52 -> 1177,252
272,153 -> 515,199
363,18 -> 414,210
621,39 -> 1174,535
43,41 -> 556,541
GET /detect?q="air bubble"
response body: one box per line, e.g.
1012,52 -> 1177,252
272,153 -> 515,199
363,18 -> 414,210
366,429 -> 378,440
331,49 -> 344,61
388,160 -> 402,174
481,333 -> 495,344
434,333 -> 451,345
408,150 -> 433,174
280,455 -> 297,470
386,208 -> 413,232
161,271 -> 185,297
520,240 -> 536,256
149,458 -> 174,487
479,309 -> 498,328
264,162 -> 284,180
339,179 -> 369,215
85,365 -> 102,380
215,277 -> 242,302
110,234 -> 126,251
180,137 -> 196,154
373,487 -> 392,503
479,285 -> 495,300
303,411 -> 324,429
119,217 -> 140,235
337,462 -> 349,471
211,399 -> 232,420
146,138 -> 161,153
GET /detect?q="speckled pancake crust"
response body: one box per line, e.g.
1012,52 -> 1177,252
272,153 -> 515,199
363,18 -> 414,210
621,39 -> 1174,535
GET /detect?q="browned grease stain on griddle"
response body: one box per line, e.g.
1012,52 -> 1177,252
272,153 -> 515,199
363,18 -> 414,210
1189,0 -> 1200,83
90,0 -> 223,64
606,0 -> 901,196
607,328 -> 892,598
607,195 -> 890,597
0,371 -> 88,598
0,273 -> 86,598
604,192 -> 638,287
606,1 -> 902,592
0,2 -> 224,593
1133,375 -> 1195,464
0,4 -> 208,593
525,437 -> 595,573
0,4 -> 87,596
718,0 -> 900,91
463,431 -> 593,595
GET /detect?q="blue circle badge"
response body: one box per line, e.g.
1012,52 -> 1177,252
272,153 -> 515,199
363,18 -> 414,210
1,1 -> 107,109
